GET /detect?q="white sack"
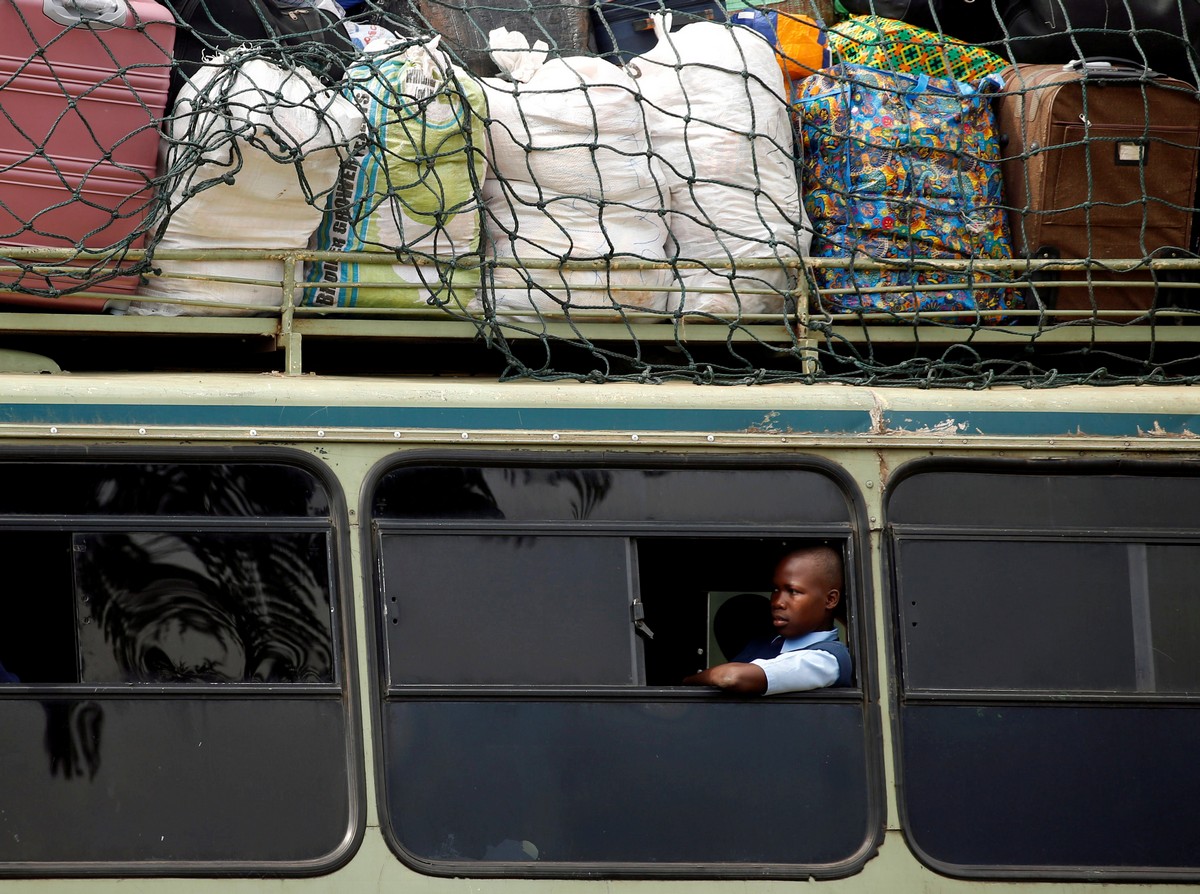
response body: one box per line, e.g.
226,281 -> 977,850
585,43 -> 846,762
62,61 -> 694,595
634,17 -> 809,316
476,29 -> 672,319
129,53 -> 365,315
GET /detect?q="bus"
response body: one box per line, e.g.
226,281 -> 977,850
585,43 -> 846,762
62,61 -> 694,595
0,368 -> 1197,890
2,0 -> 1199,887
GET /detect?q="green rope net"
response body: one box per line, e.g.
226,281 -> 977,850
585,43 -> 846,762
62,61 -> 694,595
2,0 -> 1199,383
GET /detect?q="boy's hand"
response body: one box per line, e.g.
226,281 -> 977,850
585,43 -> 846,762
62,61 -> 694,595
683,662 -> 768,694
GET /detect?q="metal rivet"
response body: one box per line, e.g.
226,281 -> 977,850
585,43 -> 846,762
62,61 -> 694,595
49,427 -> 58,434
706,434 -> 714,442
631,434 -> 639,441
317,430 -> 326,437
552,433 -> 561,440
866,480 -> 874,488
138,428 -> 147,435
393,431 -> 402,438
461,432 -> 469,440
249,429 -> 258,437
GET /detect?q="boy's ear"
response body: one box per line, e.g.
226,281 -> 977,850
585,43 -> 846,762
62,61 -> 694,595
825,588 -> 841,610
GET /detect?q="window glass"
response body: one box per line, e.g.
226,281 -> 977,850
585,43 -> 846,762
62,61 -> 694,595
898,539 -> 1140,692
889,464 -> 1200,877
0,462 -> 329,517
387,699 -> 870,866
0,459 -> 352,874
374,465 -> 849,524
74,531 -> 333,685
382,534 -> 639,685
375,461 -> 877,876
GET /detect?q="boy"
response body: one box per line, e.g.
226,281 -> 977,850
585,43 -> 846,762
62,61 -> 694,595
683,545 -> 850,694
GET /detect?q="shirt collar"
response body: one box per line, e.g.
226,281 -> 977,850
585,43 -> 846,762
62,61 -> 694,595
780,628 -> 839,653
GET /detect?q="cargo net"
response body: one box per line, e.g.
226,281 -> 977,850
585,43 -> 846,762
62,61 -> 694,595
3,0 -> 1200,384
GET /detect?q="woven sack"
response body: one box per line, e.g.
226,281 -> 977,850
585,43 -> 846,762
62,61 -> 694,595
829,15 -> 1007,84
304,41 -> 487,311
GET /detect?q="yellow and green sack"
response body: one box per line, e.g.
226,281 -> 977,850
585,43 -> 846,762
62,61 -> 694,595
829,15 -> 1008,84
304,44 -> 487,311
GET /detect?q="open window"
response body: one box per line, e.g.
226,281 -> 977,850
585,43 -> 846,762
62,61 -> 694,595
0,457 -> 356,874
371,457 -> 880,877
888,461 -> 1200,880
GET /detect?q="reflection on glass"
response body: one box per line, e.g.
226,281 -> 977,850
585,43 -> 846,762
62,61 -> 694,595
374,465 -> 847,526
75,531 -> 334,684
374,466 -> 616,520
0,462 -> 329,517
44,701 -> 104,780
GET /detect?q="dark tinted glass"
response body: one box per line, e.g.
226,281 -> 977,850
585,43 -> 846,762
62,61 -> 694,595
888,470 -> 1200,531
386,699 -> 870,867
74,531 -> 334,684
890,466 -> 1200,876
902,704 -> 1200,869
382,534 -> 639,685
374,461 -> 874,875
0,697 -> 350,864
896,544 -> 1200,692
0,462 -> 329,517
374,465 -> 849,525
0,530 -> 334,686
0,459 -> 353,872
898,539 -> 1138,691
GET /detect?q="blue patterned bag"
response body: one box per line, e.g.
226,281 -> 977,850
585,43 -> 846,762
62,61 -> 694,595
797,63 -> 1018,318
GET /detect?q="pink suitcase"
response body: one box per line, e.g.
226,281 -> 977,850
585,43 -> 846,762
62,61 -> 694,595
0,0 -> 174,310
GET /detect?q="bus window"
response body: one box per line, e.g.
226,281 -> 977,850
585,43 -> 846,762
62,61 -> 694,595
0,458 -> 355,875
73,531 -> 333,685
888,463 -> 1200,879
372,459 -> 881,877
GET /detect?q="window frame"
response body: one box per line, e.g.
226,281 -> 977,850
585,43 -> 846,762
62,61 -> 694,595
366,450 -> 885,880
0,446 -> 364,878
885,456 -> 1200,882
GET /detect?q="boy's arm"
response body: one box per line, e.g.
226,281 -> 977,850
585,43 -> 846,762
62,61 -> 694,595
682,662 -> 768,694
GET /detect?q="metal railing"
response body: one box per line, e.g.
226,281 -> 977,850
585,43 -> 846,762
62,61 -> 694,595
2,246 -> 1197,378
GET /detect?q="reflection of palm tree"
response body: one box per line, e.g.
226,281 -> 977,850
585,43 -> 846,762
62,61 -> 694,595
84,531 -> 332,683
385,466 -> 617,522
44,702 -> 104,780
498,469 -> 614,520
82,465 -> 334,683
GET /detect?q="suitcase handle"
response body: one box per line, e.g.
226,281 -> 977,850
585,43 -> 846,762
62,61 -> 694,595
1064,58 -> 1164,80
42,0 -> 126,28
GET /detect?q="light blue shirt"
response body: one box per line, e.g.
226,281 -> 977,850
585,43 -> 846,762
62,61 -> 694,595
751,628 -> 841,695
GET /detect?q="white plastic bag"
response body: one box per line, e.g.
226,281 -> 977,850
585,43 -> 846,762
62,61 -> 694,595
477,29 -> 672,320
129,52 -> 365,316
633,16 -> 809,316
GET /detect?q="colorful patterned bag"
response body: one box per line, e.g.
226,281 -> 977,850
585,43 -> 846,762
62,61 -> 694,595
829,15 -> 1008,84
796,63 -> 1017,317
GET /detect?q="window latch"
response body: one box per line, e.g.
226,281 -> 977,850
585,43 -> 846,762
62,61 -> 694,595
631,599 -> 655,640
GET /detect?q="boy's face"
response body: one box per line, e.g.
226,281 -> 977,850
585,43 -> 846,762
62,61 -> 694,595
769,553 -> 839,640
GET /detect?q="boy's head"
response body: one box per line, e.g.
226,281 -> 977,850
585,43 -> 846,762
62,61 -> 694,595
769,545 -> 843,640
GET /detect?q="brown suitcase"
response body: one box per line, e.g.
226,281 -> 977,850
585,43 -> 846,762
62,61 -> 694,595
997,61 -> 1200,312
